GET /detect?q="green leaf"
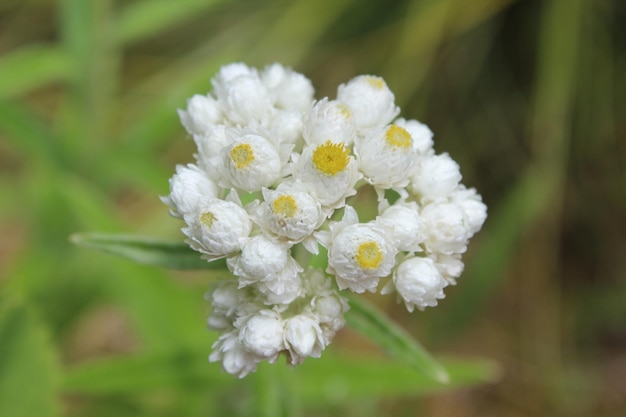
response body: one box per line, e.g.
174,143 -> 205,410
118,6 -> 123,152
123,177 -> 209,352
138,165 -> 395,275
62,349 -> 233,395
62,348 -> 497,400
70,232 -> 226,270
344,295 -> 450,384
0,299 -> 59,417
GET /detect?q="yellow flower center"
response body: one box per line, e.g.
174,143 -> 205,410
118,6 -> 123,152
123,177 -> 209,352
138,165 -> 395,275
312,140 -> 350,176
230,143 -> 254,169
355,241 -> 383,270
272,195 -> 297,218
365,76 -> 385,89
385,125 -> 412,149
200,211 -> 216,227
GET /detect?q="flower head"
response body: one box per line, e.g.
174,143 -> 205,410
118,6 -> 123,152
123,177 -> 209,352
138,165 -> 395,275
165,62 -> 487,378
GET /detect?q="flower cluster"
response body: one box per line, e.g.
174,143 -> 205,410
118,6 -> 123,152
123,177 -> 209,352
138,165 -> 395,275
164,63 -> 487,377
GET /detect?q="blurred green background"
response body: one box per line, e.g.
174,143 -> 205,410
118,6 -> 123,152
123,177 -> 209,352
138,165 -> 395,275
1,0 -> 624,416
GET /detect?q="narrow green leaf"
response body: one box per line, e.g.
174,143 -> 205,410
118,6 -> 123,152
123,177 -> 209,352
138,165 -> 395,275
62,349 -> 233,394
0,45 -> 69,98
62,348 -> 497,400
70,232 -> 226,270
344,295 -> 449,383
0,299 -> 59,417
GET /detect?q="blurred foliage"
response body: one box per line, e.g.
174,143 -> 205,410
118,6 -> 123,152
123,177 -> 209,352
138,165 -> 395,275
0,0 -> 625,416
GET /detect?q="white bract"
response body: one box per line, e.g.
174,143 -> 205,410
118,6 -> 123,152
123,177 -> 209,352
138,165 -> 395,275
356,124 -> 418,188
337,75 -> 399,129
393,256 -> 447,312
183,196 -> 252,260
165,62 -> 487,377
292,140 -> 361,208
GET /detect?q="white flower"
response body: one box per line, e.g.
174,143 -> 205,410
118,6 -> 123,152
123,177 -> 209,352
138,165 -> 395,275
267,110 -> 305,147
410,153 -> 462,201
192,125 -> 230,167
292,140 -> 361,208
237,310 -> 285,359
215,72 -> 273,125
218,132 -> 283,191
450,186 -> 487,236
376,201 -> 424,252
303,98 -> 356,146
322,207 -> 398,293
261,63 -> 314,112
255,264 -> 304,305
228,234 -> 291,282
162,164 -> 218,218
206,280 -> 245,330
420,202 -> 471,255
284,314 -> 325,364
337,75 -> 399,129
254,186 -> 325,243
355,124 -> 418,188
393,256 -> 447,312
210,330 -> 259,378
183,194 -> 252,260
393,118 -> 434,156
430,253 -> 465,285
211,62 -> 256,92
178,94 -> 222,136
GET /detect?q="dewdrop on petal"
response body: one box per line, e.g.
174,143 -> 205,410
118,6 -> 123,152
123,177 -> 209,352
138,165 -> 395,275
293,140 -> 361,208
356,124 -> 418,188
337,75 -> 399,129
162,164 -> 218,218
183,196 -> 252,260
393,256 -> 447,312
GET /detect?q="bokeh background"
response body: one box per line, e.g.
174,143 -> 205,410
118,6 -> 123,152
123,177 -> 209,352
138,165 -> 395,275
1,0 -> 624,416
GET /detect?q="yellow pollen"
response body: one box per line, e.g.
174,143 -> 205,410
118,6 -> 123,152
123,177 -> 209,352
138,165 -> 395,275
356,241 -> 383,270
272,195 -> 297,217
365,76 -> 385,89
385,125 -> 412,149
312,140 -> 350,176
230,143 -> 254,169
200,212 -> 216,227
